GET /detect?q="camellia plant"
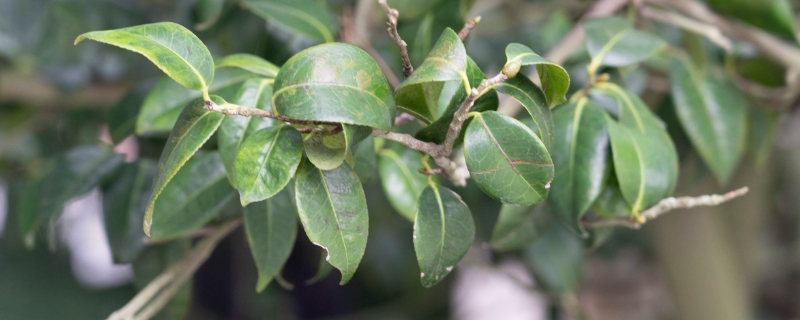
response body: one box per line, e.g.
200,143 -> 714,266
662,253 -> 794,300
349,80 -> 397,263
17,0 -> 795,318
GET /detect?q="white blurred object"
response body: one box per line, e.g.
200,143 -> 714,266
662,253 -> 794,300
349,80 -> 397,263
452,259 -> 548,320
59,189 -> 133,289
0,181 -> 6,238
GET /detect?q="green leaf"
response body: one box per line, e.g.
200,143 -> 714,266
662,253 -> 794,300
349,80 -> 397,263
413,182 -> 474,288
294,159 -> 368,285
415,57 -> 499,144
243,0 -> 337,43
523,224 -> 585,293
490,203 -> 555,251
218,79 -> 275,184
395,28 -> 468,123
235,125 -> 303,206
75,22 -> 214,92
378,147 -> 428,221
352,136 -> 377,183
591,180 -> 632,218
669,57 -> 747,185
215,53 -> 280,78
244,187 -> 298,292
491,75 -> 553,150
708,0 -> 796,40
504,43 -> 571,108
748,109 -> 778,170
195,0 -> 225,31
549,99 -> 609,223
137,68 -> 255,136
144,96 -> 226,236
464,111 -> 554,206
102,160 -> 156,263
108,84 -> 148,144
273,43 -> 396,130
149,152 -> 236,239
583,17 -> 666,69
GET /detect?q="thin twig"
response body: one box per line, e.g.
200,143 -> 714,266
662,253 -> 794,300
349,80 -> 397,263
394,112 -> 417,126
379,0 -> 414,78
204,101 -> 339,127
442,73 -> 508,156
458,16 -> 482,41
581,187 -> 749,229
640,6 -> 732,52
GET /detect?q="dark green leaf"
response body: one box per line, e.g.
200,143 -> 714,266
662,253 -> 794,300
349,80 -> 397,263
591,180 -> 631,218
464,111 -> 554,206
583,17 -> 666,68
235,125 -> 303,206
414,182 -> 474,288
244,187 -> 298,292
523,224 -> 585,293
219,78 -> 275,184
75,22 -> 214,92
395,28 -> 468,123
137,68 -> 255,136
352,136 -> 376,183
549,99 -> 609,223
504,43 -> 570,108
108,84 -> 148,144
243,0 -> 337,43
490,203 -> 554,251
669,57 -> 747,185
149,152 -> 236,240
491,75 -> 553,150
294,159 -> 368,285
215,53 -> 280,78
378,147 -> 428,221
102,160 -> 156,263
708,0 -> 796,40
144,96 -> 226,236
273,43 -> 396,130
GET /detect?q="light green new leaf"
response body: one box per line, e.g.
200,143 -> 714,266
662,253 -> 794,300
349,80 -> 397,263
414,182 -> 474,288
709,0 -> 796,41
669,57 -> 747,185
149,152 -> 236,239
243,0 -> 337,43
464,111 -> 554,206
416,57 -> 498,145
295,159 -> 368,285
490,203 -> 555,251
75,22 -> 214,92
492,75 -> 553,150
523,224 -> 585,293
102,160 -> 156,264
549,99 -> 609,223
395,28 -> 469,123
144,96 -> 226,236
244,187 -> 298,292
378,146 -> 429,221
215,53 -> 280,78
504,43 -> 570,108
137,68 -> 255,136
235,125 -> 303,206
273,43 -> 396,130
219,79 -> 275,184
584,17 -> 666,69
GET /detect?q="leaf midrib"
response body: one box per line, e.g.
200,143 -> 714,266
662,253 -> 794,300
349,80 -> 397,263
317,167 -> 350,277
476,115 -> 542,198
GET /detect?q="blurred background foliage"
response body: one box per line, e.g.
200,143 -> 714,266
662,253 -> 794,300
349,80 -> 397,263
2,0 -> 800,319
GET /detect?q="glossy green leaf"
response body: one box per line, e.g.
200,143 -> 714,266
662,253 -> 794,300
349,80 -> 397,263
294,159 -> 368,285
549,99 -> 609,223
108,84 -> 148,144
669,57 -> 747,185
395,28 -> 468,123
583,17 -> 666,68
215,53 -> 280,78
133,240 -> 192,320
137,68 -> 255,136
352,136 -> 376,183
591,180 -> 631,218
273,43 -> 396,130
243,0 -> 337,43
378,147 -> 428,221
75,22 -> 214,92
144,96 -> 226,236
523,224 -> 585,293
149,152 -> 236,239
490,203 -> 555,251
416,57 -> 499,144
492,75 -> 553,150
464,111 -> 554,206
218,79 -> 275,184
195,0 -> 225,30
504,43 -> 570,108
413,182 -> 474,288
235,125 -> 303,206
709,0 -> 796,40
244,187 -> 298,292
102,160 -> 156,263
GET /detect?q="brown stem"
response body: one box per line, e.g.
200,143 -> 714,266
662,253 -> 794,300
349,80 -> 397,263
204,101 -> 339,127
458,16 -> 482,41
379,0 -> 414,78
